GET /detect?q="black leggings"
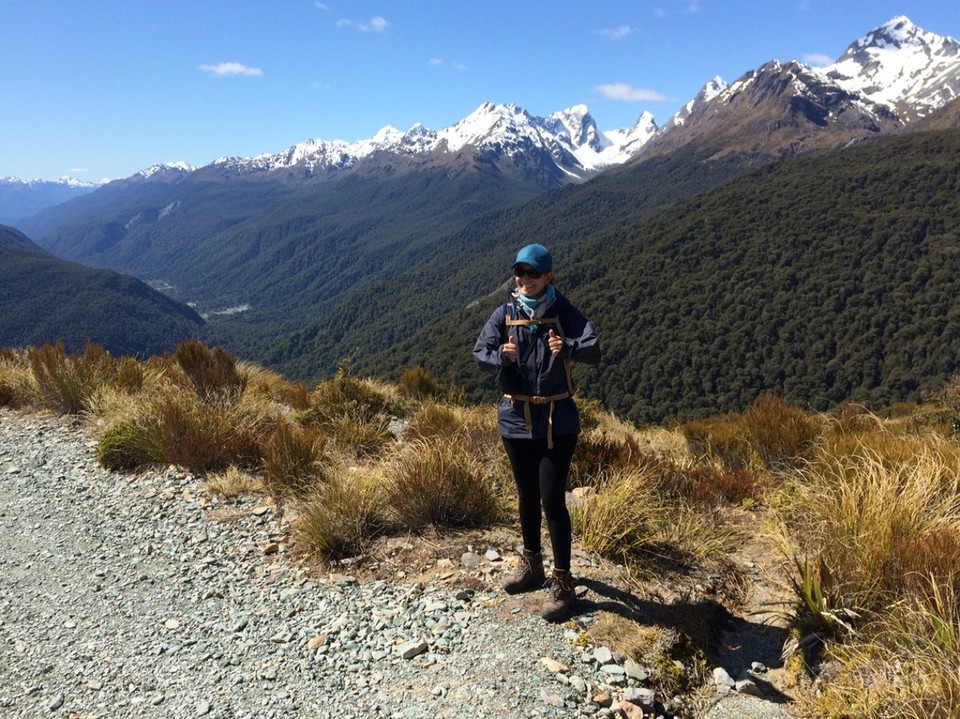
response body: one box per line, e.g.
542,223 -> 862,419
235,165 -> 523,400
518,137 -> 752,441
501,434 -> 578,572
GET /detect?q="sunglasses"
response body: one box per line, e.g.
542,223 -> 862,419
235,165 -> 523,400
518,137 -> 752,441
513,267 -> 543,279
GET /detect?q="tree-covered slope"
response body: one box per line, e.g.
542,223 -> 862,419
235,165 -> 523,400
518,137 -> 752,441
350,129 -> 960,424
0,226 -> 204,357
260,145 -> 760,380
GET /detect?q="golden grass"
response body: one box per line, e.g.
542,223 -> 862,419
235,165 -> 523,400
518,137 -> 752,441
204,466 -> 265,497
0,349 -> 35,408
782,444 -> 960,616
571,467 -> 740,573
293,466 -> 392,561
385,437 -> 508,532
812,574 -> 960,719
260,417 -> 331,496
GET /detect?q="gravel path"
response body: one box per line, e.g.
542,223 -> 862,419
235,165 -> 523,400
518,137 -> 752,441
0,409 -> 795,719
0,410 -> 625,718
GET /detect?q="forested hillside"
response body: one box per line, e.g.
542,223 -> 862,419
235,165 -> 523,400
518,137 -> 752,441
262,146 -> 760,380
0,226 -> 203,357
349,129 -> 960,424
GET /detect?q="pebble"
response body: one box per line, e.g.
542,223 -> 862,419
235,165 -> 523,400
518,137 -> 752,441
0,410 -> 674,719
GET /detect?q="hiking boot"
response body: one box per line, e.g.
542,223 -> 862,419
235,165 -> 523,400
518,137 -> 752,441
540,568 -> 575,621
501,549 -> 545,594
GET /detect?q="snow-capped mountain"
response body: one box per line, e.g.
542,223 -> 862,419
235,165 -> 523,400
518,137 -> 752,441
823,15 -> 960,120
209,101 -> 657,185
640,15 -> 960,159
0,176 -> 103,226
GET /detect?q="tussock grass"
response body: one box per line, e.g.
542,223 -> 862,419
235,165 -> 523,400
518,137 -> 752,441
812,574 -> 960,719
683,392 -> 822,472
27,342 -> 142,414
0,349 -> 35,408
294,466 -> 392,561
98,390 -> 266,473
571,467 -> 740,572
398,364 -> 444,400
204,466 -> 265,497
260,417 -> 331,496
386,438 -> 507,532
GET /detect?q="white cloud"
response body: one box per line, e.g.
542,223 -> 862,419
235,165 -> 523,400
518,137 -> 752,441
314,2 -> 330,11
199,62 -> 263,77
596,82 -> 668,102
336,15 -> 388,32
428,58 -> 468,71
597,25 -> 635,40
803,52 -> 834,67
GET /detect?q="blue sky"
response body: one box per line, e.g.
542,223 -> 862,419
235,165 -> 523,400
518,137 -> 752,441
2,1 -> 957,182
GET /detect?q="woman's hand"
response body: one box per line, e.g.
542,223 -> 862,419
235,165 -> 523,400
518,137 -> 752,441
548,329 -> 564,355
502,335 -> 517,362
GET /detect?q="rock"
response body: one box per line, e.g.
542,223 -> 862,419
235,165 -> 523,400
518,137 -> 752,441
622,686 -> 656,709
618,699 -> 645,719
592,691 -> 613,707
593,646 -> 614,665
540,688 -> 565,707
541,657 -> 569,673
461,552 -> 481,569
397,640 -> 429,660
713,666 -> 736,694
624,658 -> 650,682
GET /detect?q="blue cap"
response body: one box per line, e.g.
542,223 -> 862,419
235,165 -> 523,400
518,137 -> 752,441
513,243 -> 553,273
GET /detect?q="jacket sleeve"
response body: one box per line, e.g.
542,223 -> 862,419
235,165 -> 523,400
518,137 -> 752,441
560,306 -> 601,365
473,305 -> 507,372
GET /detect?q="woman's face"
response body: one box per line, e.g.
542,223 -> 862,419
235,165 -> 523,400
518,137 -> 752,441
514,263 -> 552,298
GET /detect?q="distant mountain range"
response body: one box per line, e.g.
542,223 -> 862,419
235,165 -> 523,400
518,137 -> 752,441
4,15 -> 960,420
0,177 -> 101,226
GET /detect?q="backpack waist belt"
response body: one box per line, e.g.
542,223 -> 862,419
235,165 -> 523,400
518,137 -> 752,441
502,392 -> 571,449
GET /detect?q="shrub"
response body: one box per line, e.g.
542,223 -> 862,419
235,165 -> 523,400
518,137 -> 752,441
386,438 -> 505,531
172,339 -> 246,405
27,342 -> 117,414
261,418 -> 329,495
741,393 -> 822,468
781,445 -> 960,622
97,421 -> 151,471
294,470 -> 392,561
398,364 -> 443,400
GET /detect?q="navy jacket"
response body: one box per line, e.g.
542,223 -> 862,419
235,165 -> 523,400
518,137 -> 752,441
473,289 -> 601,440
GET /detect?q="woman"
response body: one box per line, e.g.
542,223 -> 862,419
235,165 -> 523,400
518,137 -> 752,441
473,243 -> 601,621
